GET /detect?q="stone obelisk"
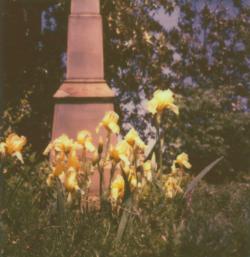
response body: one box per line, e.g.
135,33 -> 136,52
52,0 -> 115,197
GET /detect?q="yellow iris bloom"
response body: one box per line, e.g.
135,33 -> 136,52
122,165 -> 138,190
124,128 -> 146,150
67,148 -> 81,170
77,130 -> 95,152
143,160 -> 152,182
128,168 -> 137,190
44,134 -> 74,155
46,161 -> 66,186
110,175 -> 125,202
0,133 -> 27,163
54,134 -> 74,153
147,89 -> 179,115
52,161 -> 66,177
176,153 -> 191,169
109,140 -> 131,165
5,133 -> 27,154
96,111 -> 120,134
164,177 -> 183,199
172,152 -> 192,172
62,168 -> 80,193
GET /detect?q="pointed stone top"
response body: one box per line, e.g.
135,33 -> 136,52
71,0 -> 100,14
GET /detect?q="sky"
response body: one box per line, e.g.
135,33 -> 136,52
155,7 -> 179,30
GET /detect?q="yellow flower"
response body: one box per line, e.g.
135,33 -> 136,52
143,161 -> 152,182
96,111 -> 120,134
77,130 -> 95,152
1,133 -> 27,162
128,168 -> 137,190
124,128 -> 146,150
110,175 -> 125,202
46,159 -> 66,186
130,175 -> 137,190
109,141 -> 131,165
147,89 -> 179,115
122,165 -> 138,191
54,151 -> 66,163
44,134 -> 74,155
67,148 -> 81,170
175,152 -> 192,169
52,161 -> 66,177
121,164 -> 140,191
62,168 -> 80,193
164,176 -> 183,199
5,133 -> 27,154
54,134 -> 74,152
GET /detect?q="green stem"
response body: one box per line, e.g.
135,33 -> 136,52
56,179 -> 65,225
7,176 -> 24,203
109,162 -> 116,188
99,167 -> 103,200
97,161 -> 104,209
133,147 -> 139,188
85,188 -> 89,213
156,115 -> 163,174
104,132 -> 111,161
0,162 -> 5,212
159,136 -> 163,174
99,131 -> 111,208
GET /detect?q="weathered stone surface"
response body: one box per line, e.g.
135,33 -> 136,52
71,0 -> 99,14
53,102 -> 115,140
54,81 -> 114,98
66,15 -> 104,79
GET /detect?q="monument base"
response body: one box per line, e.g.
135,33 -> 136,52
52,80 -> 116,199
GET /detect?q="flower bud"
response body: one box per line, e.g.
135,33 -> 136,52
92,151 -> 100,165
98,136 -> 104,155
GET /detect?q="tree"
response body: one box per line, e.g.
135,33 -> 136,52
1,0 -> 69,151
164,0 -> 250,179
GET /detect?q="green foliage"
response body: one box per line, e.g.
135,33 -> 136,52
178,182 -> 250,257
161,1 -> 250,178
176,86 -> 250,180
1,0 -> 70,151
1,156 -> 250,257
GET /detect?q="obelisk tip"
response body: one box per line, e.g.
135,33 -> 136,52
71,0 -> 100,14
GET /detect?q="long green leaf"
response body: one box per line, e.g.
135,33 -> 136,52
115,197 -> 132,242
184,157 -> 223,197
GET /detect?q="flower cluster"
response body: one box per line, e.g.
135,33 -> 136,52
109,127 -> 150,207
164,152 -> 191,199
43,111 -> 120,201
44,89 -> 191,208
44,131 -> 96,200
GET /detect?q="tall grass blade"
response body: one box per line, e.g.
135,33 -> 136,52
184,157 -> 223,197
115,197 -> 132,242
